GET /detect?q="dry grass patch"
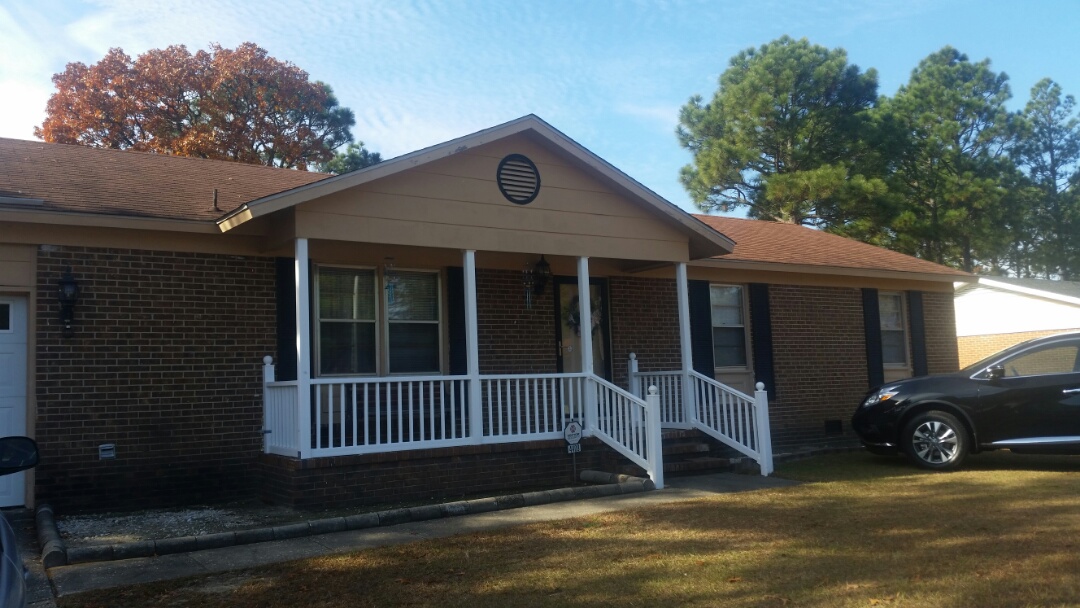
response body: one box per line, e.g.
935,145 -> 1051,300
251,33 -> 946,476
60,451 -> 1080,607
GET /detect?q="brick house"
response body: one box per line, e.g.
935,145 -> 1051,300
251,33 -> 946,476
955,277 -> 1080,367
0,115 -> 968,512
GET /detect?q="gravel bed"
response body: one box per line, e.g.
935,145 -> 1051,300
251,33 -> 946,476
55,503 -> 326,548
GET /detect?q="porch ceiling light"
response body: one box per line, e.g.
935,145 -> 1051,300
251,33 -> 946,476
57,266 -> 79,339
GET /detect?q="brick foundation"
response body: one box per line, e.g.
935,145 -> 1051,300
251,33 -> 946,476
257,439 -> 617,509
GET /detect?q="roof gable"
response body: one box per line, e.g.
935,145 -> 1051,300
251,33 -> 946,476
220,115 -> 734,259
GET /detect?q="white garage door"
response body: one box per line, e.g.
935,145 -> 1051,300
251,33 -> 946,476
0,297 -> 28,507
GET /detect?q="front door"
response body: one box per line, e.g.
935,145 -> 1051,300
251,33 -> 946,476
555,278 -> 611,380
0,297 -> 28,507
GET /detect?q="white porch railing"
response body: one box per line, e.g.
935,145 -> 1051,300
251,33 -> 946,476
628,369 -> 687,427
689,371 -> 773,475
627,354 -> 774,476
262,357 -> 664,487
590,376 -> 663,486
479,374 -> 588,441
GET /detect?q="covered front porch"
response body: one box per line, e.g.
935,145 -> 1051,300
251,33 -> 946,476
261,243 -> 773,490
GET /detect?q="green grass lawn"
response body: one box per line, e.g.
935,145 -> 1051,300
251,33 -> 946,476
60,451 -> 1080,607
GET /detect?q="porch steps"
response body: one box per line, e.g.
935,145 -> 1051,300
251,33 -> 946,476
617,429 -> 747,477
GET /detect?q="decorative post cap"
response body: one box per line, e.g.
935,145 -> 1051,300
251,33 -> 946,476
755,382 -> 765,391
263,355 -> 274,365
648,385 -> 658,395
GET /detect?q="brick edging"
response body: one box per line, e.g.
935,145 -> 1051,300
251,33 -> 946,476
41,479 -> 655,567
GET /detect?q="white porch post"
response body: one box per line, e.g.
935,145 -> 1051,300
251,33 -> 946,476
754,382 -> 774,476
464,250 -> 483,443
645,386 -> 665,489
577,256 -> 597,433
295,238 -> 312,459
675,262 -> 696,426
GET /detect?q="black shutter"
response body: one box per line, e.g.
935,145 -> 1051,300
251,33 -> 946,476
908,291 -> 929,377
748,283 -> 776,396
275,258 -> 298,382
862,288 -> 884,388
688,280 -> 715,376
446,267 -> 468,375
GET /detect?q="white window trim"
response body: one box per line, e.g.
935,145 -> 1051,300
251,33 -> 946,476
709,283 -> 752,371
314,264 -> 379,378
382,267 -> 444,376
314,264 -> 446,378
879,291 -> 911,369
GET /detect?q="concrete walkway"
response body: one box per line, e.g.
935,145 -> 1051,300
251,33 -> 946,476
43,473 -> 797,598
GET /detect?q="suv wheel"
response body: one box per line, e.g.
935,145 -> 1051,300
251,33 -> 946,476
902,411 -> 967,470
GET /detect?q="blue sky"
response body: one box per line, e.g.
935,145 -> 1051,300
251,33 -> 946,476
2,0 -> 1078,214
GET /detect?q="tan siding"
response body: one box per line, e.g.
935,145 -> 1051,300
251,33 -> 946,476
1,223 -> 265,256
0,245 -> 34,288
294,211 -> 688,261
411,139 -> 643,201
292,135 -> 690,262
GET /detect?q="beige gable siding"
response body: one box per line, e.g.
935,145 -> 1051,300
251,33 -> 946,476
293,136 -> 690,262
0,245 -> 34,289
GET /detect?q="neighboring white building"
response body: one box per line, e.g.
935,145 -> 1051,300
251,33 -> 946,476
954,277 -> 1080,367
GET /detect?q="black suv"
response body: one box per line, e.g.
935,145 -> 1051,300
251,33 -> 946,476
853,332 -> 1080,470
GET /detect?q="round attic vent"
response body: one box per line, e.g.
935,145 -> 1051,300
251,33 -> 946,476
496,154 -> 541,205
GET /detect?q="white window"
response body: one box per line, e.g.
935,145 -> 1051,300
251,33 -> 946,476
316,266 -> 441,376
879,292 -> 908,366
710,284 -> 748,368
386,270 -> 441,374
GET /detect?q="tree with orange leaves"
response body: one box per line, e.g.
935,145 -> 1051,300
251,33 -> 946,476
36,43 -> 356,170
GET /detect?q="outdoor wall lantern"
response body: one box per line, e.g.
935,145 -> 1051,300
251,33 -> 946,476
522,255 -> 552,310
532,255 -> 551,295
57,266 -> 79,338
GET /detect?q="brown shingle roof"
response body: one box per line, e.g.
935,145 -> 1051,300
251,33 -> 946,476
695,215 -> 969,278
0,137 -> 328,221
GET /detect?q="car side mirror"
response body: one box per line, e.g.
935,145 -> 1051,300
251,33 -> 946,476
0,437 -> 38,476
986,365 -> 1005,382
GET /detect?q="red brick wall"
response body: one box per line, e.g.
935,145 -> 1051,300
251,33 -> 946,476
35,247 -> 276,511
476,269 -> 556,375
923,291 -> 960,374
958,328 -> 1079,368
609,277 -> 681,387
767,285 -> 869,447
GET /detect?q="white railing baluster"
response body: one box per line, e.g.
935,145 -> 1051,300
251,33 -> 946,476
315,385 -> 324,449
518,380 -> 527,438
